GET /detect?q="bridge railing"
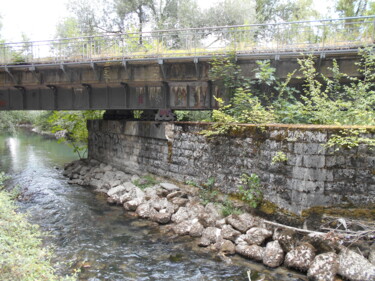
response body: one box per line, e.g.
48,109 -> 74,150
0,16 -> 374,65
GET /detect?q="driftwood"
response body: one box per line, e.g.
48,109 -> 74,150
263,216 -> 375,244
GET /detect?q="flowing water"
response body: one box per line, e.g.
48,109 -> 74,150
0,129 -> 307,281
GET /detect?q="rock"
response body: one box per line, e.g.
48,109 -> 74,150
136,202 -> 153,219
215,218 -> 227,228
149,209 -> 172,224
215,239 -> 236,255
166,190 -> 186,200
109,179 -> 121,188
263,241 -> 284,268
221,225 -> 241,242
189,221 -> 204,237
119,184 -> 145,204
245,227 -> 273,246
369,248 -> 375,266
226,213 -> 257,233
107,184 -> 128,197
235,244 -> 264,262
144,187 -> 159,200
273,228 -> 297,252
199,203 -> 222,227
171,207 -> 190,224
284,243 -> 316,272
123,198 -> 144,211
198,227 -> 222,247
103,164 -> 113,171
103,171 -> 116,183
160,182 -> 180,191
131,174 -> 140,182
234,234 -> 248,246
172,219 -> 196,236
307,252 -> 339,281
170,197 -> 189,207
338,248 -> 375,281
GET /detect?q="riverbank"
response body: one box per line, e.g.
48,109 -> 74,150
64,159 -> 375,281
0,173 -> 76,281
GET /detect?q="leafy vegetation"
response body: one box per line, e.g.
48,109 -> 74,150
271,151 -> 288,164
324,129 -> 375,151
48,111 -> 104,159
132,174 -> 159,189
237,174 -> 263,209
0,173 -> 76,281
202,47 -> 375,137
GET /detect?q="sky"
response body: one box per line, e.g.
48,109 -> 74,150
0,0 -> 334,42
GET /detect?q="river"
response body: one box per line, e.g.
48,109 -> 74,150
0,129 -> 307,281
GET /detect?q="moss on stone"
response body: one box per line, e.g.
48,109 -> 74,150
301,205 -> 375,220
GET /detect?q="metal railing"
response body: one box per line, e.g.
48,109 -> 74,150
0,16 -> 374,66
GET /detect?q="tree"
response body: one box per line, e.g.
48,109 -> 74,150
335,0 -> 373,17
55,17 -> 82,39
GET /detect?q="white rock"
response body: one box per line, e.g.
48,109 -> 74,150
338,249 -> 375,281
160,182 -> 180,191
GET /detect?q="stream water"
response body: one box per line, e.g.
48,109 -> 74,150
0,129 -> 307,281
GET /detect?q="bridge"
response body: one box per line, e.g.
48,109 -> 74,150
0,16 -> 374,119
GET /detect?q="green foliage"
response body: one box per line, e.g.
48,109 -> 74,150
325,129 -> 375,151
271,151 -> 288,164
0,111 -> 39,134
132,174 -> 159,189
0,174 -> 76,281
295,49 -> 375,126
175,111 -> 212,122
220,198 -> 242,217
238,173 -> 263,209
48,111 -> 104,159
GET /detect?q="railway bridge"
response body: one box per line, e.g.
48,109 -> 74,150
0,16 -> 374,120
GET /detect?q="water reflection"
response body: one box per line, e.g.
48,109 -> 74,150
0,129 -> 307,281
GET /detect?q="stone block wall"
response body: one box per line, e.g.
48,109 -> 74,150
88,120 -> 375,214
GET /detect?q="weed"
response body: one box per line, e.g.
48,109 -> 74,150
133,174 -> 159,189
271,151 -> 288,164
220,198 -> 242,217
238,173 -> 263,209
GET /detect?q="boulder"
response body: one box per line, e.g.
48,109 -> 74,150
123,198 -> 144,211
171,207 -> 190,224
234,234 -> 248,246
235,244 -> 264,262
189,221 -> 204,237
166,191 -> 187,200
198,203 -> 222,227
273,228 -> 297,252
170,197 -> 189,207
172,219 -> 197,236
369,248 -> 375,266
284,243 -> 316,272
215,239 -> 236,255
307,252 -> 339,281
245,227 -> 273,246
160,182 -> 180,192
107,184 -> 128,197
198,227 -> 222,247
149,209 -> 172,224
263,241 -> 284,268
226,213 -> 257,233
136,202 -> 153,219
338,248 -> 375,281
221,225 -> 241,242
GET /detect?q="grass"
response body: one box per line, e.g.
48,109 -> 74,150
132,174 -> 160,189
0,173 -> 76,281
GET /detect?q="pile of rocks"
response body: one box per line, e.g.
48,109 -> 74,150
64,159 -> 375,281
